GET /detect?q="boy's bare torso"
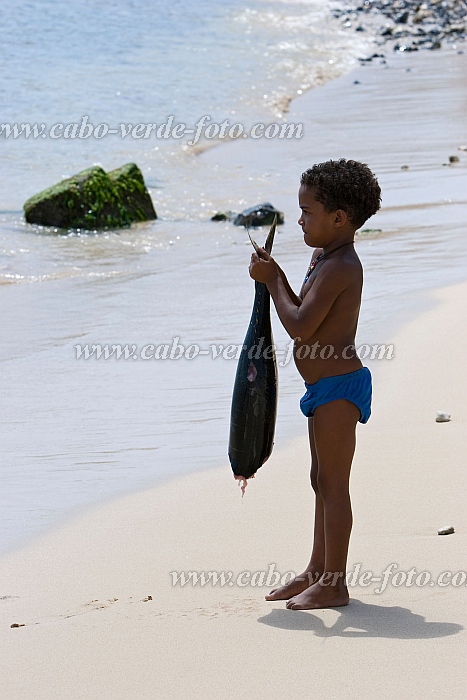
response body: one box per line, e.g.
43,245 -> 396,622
294,246 -> 363,385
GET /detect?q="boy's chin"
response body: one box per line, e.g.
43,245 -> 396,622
303,233 -> 316,247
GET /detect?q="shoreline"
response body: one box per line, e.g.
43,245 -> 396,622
1,279 -> 466,698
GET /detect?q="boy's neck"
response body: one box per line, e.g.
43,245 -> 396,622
322,237 -> 355,255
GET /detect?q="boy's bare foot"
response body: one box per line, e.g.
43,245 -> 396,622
285,579 -> 349,610
265,570 -> 321,601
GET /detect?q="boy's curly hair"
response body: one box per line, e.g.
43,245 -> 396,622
300,159 -> 381,230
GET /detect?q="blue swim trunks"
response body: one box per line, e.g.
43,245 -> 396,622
300,367 -> 372,424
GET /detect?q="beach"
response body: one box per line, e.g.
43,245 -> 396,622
1,280 -> 466,698
2,0 -> 467,694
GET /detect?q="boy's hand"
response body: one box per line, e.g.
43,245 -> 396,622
249,248 -> 279,284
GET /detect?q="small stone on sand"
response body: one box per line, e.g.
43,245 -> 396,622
437,526 -> 455,535
436,411 -> 451,422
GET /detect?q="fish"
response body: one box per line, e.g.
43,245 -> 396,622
228,216 -> 278,495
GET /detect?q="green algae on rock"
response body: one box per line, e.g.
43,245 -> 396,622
23,163 -> 157,230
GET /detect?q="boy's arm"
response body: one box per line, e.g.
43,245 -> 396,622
250,253 -> 349,342
276,264 -> 302,307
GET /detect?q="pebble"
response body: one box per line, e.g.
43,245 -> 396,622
436,411 -> 451,422
449,155 -> 460,163
437,526 -> 455,535
332,0 -> 466,54
10,623 -> 25,628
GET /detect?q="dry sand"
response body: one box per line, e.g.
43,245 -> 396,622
1,280 -> 466,699
2,47 -> 466,699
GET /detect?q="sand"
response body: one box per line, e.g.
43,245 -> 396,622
1,279 -> 466,698
2,46 -> 466,699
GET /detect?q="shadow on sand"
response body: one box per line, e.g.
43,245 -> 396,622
258,599 -> 463,639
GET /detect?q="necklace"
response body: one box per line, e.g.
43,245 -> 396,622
303,240 -> 354,284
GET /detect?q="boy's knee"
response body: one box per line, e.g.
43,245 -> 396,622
310,464 -> 319,493
316,471 -> 349,500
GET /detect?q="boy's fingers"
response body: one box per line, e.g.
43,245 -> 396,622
250,249 -> 272,265
257,247 -> 271,260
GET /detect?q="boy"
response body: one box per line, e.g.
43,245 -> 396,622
249,159 -> 381,610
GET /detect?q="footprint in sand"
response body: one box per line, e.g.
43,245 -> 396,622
62,598 -> 119,618
81,598 -> 118,611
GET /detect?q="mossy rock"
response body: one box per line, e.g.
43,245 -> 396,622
23,163 -> 157,230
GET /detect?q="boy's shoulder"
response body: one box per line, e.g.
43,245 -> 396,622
314,248 -> 363,288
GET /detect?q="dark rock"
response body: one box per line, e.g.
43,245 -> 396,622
211,211 -> 234,222
449,155 -> 460,163
394,43 -> 418,51
233,203 -> 284,228
24,163 -> 157,230
395,10 -> 410,23
429,40 -> 442,49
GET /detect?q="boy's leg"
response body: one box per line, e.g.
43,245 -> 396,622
306,416 -> 326,574
265,417 -> 324,601
286,399 -> 359,610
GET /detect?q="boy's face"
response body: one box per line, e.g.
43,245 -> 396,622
298,186 -> 339,248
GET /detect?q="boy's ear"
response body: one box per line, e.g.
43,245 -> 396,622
334,208 -> 348,227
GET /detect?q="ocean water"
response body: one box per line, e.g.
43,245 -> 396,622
1,0 -> 371,216
1,1 -> 466,554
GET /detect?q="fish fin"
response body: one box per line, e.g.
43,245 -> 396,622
246,227 -> 261,254
264,214 -> 277,254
